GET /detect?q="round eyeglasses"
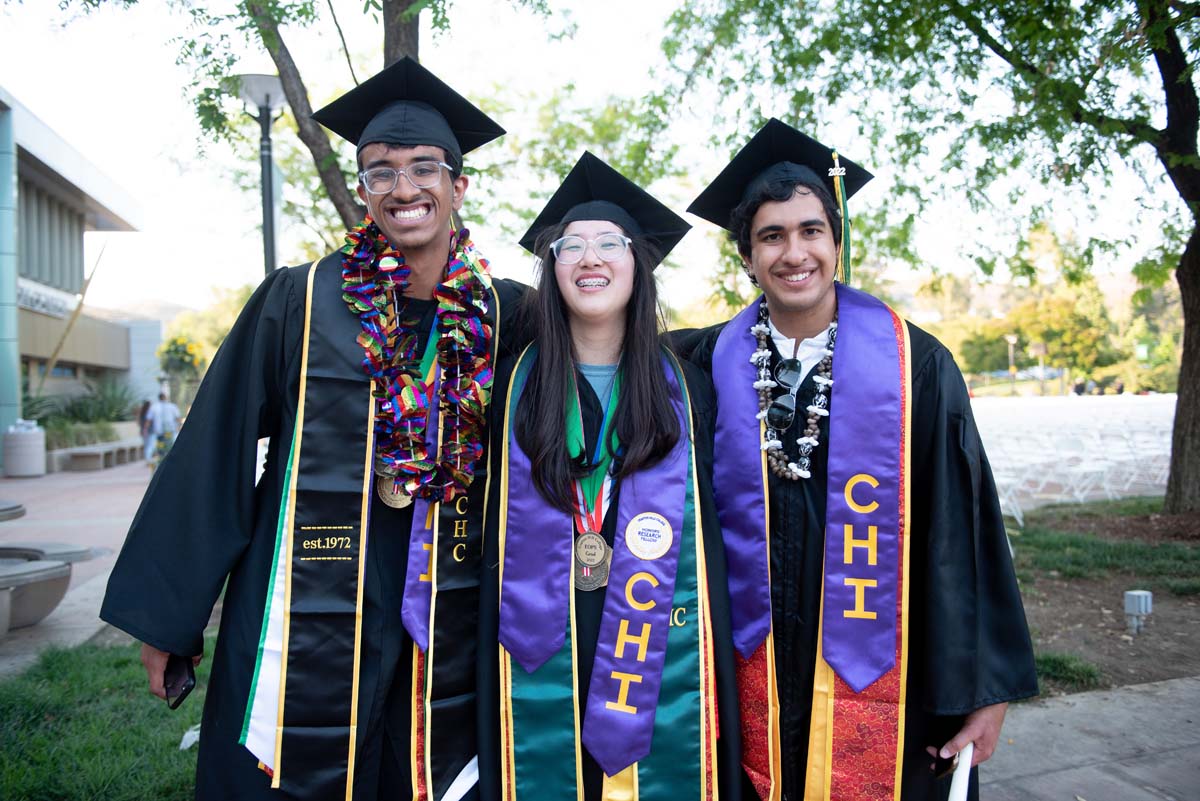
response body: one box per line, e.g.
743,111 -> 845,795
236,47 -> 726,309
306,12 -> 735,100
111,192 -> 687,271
358,162 -> 453,194
550,233 -> 632,265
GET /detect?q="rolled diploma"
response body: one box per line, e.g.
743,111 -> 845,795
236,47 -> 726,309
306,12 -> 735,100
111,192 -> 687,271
948,741 -> 974,801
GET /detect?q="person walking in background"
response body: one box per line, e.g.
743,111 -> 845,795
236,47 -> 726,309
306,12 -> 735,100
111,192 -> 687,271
144,392 -> 180,465
137,399 -> 154,462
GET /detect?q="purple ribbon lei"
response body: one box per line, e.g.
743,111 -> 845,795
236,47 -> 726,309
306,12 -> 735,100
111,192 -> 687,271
401,371 -> 442,652
500,354 -> 690,776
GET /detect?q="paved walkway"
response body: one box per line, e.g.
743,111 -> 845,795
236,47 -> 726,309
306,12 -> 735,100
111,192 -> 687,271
2,460 -> 1198,798
0,461 -> 150,677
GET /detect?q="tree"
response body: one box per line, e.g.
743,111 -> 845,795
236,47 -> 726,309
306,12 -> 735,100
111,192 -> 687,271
167,284 -> 257,365
652,1 -> 1200,513
62,0 -> 550,231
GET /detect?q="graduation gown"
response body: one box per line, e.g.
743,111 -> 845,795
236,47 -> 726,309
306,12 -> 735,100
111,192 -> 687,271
101,260 -> 527,801
674,320 -> 1038,801
477,353 -> 742,801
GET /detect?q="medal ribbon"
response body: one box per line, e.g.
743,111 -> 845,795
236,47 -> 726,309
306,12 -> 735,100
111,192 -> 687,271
566,370 -> 622,537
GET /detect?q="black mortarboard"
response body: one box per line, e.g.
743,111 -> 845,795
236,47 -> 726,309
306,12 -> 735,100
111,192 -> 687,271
311,56 -> 505,172
686,118 -> 873,232
519,152 -> 691,268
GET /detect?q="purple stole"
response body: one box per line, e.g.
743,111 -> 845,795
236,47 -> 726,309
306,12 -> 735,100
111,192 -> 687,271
712,284 -> 913,801
498,349 -> 700,778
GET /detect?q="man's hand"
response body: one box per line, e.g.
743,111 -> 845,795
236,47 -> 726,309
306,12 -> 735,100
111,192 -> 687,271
140,643 -> 202,700
934,702 -> 1009,767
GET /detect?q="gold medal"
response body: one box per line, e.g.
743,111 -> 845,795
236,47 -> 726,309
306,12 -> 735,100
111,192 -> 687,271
377,475 -> 414,509
574,531 -> 611,592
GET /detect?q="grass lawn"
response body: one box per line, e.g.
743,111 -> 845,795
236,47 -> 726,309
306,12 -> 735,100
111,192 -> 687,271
1015,496 -> 1200,693
0,636 -> 213,801
1016,497 -> 1200,595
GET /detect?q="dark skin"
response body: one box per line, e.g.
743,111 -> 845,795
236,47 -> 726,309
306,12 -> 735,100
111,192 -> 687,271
138,141 -> 471,700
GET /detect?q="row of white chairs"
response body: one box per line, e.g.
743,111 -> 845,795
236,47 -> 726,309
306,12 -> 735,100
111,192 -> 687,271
971,395 -> 1176,527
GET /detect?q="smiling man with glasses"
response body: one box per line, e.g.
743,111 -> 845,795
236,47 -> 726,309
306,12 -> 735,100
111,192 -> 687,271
101,57 -> 528,801
674,119 -> 1037,801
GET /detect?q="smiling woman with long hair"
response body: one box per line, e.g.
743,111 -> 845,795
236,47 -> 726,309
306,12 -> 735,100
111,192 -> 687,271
477,153 -> 740,801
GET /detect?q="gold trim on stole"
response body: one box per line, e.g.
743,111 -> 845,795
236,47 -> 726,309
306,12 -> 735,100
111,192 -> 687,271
272,263 -> 319,787
498,346 -> 523,801
893,319 -> 913,797
760,417 -> 782,801
345,388 -> 377,800
694,436 -> 719,800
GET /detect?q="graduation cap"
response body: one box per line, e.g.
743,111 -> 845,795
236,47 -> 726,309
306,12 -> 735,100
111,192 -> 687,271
519,151 -> 691,268
687,118 -> 873,282
687,118 -> 872,230
311,56 -> 505,172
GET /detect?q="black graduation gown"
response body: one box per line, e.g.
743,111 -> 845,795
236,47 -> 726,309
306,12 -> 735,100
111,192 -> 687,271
477,354 -> 742,801
101,263 -> 528,801
673,321 -> 1038,801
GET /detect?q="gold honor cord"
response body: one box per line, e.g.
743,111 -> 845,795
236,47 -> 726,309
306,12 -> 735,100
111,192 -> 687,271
759,416 -> 783,801
273,262 -> 319,787
830,151 -> 850,286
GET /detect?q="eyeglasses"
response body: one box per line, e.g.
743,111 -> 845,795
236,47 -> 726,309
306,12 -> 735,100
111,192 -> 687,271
358,162 -> 453,194
766,358 -> 807,430
550,233 -> 632,265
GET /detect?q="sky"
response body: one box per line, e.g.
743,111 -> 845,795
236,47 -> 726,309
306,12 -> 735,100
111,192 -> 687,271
0,0 -> 692,312
0,0 -> 1174,319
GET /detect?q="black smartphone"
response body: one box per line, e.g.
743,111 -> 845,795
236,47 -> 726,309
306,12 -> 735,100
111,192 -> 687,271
164,653 -> 196,710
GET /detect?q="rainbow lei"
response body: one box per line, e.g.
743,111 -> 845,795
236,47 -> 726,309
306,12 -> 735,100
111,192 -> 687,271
341,216 -> 494,503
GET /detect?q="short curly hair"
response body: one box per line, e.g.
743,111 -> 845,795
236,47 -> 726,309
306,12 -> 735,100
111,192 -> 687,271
729,174 -> 842,261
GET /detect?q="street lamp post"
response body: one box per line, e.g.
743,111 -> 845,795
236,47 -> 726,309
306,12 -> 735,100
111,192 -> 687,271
237,74 -> 287,277
1004,333 -> 1019,395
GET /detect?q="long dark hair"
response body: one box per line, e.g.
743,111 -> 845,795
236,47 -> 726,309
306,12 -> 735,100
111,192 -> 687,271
514,221 -> 681,513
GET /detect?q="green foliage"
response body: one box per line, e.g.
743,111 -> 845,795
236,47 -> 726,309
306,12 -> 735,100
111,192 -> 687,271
0,638 -> 212,801
19,391 -> 57,425
167,285 -> 256,364
1035,651 -> 1102,691
53,380 -> 138,424
158,334 -> 206,378
648,0 -> 1196,291
469,84 -> 686,247
43,420 -> 118,451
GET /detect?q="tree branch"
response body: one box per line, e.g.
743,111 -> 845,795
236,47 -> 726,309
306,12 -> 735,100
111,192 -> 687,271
383,0 -> 420,66
244,2 -> 363,230
326,0 -> 358,86
948,1 -> 1164,149
1143,0 -> 1200,206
